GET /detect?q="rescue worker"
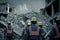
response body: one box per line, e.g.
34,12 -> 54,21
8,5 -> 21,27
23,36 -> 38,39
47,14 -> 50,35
37,22 -> 45,40
49,16 -> 60,40
6,21 -> 13,40
23,17 -> 43,40
24,19 -> 31,33
22,19 -> 31,37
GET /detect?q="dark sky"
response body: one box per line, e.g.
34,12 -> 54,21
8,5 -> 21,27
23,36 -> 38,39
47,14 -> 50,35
0,0 -> 45,14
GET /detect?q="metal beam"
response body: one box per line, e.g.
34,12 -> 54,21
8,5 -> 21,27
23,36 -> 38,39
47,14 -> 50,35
45,0 -> 55,9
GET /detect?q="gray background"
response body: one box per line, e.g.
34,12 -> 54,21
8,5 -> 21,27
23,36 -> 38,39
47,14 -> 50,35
0,0 -> 45,14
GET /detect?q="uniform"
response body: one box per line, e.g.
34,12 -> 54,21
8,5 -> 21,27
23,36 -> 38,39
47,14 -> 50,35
49,26 -> 60,40
6,25 -> 13,40
23,24 -> 42,40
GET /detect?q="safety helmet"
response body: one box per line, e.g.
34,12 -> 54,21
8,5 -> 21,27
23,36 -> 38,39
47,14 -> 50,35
8,21 -> 11,23
31,17 -> 37,21
26,19 -> 31,25
37,22 -> 43,26
7,21 -> 11,25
